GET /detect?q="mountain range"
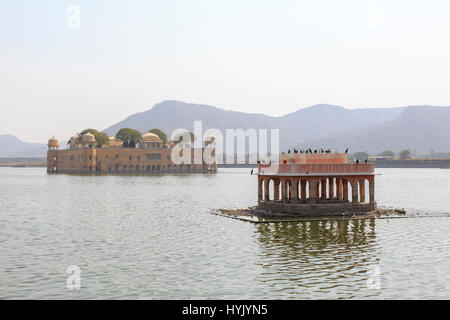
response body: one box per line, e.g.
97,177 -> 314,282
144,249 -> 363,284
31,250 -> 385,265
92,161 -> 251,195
1,100 -> 449,157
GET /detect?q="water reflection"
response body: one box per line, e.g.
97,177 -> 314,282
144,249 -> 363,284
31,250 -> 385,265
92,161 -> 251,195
254,219 -> 381,299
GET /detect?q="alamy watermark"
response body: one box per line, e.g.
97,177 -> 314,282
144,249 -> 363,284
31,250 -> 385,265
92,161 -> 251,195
66,265 -> 81,290
169,120 -> 280,165
66,5 -> 81,30
366,265 -> 381,290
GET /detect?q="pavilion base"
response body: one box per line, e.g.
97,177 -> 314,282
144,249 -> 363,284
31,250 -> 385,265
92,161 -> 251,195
257,200 -> 375,217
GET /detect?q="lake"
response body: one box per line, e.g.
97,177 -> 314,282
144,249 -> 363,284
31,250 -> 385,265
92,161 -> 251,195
0,167 -> 449,299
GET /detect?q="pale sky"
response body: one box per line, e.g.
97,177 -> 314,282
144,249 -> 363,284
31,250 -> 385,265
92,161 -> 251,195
1,0 -> 450,142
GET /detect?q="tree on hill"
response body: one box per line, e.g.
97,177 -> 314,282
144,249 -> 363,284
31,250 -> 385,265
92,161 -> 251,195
115,128 -> 142,148
173,131 -> 196,144
148,128 -> 167,144
399,149 -> 411,159
79,129 -> 110,147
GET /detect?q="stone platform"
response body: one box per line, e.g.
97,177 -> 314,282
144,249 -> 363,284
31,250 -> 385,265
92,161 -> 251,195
257,200 -> 375,217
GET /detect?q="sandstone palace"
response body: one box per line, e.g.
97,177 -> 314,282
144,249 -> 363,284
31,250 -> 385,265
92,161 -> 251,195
47,130 -> 217,174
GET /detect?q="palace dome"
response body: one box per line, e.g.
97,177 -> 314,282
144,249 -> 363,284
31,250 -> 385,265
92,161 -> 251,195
82,132 -> 95,142
142,132 -> 162,143
48,136 -> 59,146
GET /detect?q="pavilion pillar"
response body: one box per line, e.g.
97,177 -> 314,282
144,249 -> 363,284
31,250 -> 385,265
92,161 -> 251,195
264,179 -> 270,201
316,182 -> 320,199
290,179 -> 298,202
321,179 -> 326,198
309,179 -> 318,200
281,179 -> 287,202
369,177 -> 375,204
343,180 -> 348,201
258,177 -> 263,201
301,180 -> 307,200
359,179 -> 366,203
337,178 -> 343,200
329,177 -> 335,199
351,180 -> 359,204
274,179 -> 280,201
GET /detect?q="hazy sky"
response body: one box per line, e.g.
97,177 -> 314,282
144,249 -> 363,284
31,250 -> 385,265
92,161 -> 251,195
1,0 -> 450,142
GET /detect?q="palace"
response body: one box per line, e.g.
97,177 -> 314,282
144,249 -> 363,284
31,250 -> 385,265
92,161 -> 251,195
257,152 -> 376,216
47,132 -> 217,174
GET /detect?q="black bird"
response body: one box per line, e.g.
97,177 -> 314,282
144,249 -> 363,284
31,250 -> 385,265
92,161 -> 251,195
250,169 -> 253,175
309,148 -> 312,153
314,150 -> 317,153
288,149 -> 291,154
356,159 -> 359,164
345,148 -> 348,153
364,158 -> 368,163
257,160 -> 260,164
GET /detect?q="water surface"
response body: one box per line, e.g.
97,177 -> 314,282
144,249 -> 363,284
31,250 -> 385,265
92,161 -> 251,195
0,167 -> 449,299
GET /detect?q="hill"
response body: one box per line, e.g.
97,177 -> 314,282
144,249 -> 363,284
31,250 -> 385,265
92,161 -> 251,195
296,106 -> 450,154
104,100 -> 404,151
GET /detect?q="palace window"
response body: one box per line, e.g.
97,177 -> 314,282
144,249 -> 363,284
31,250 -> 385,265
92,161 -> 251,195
150,153 -> 161,160
129,155 -> 132,161
116,154 -> 119,159
146,153 -> 151,160
70,155 -> 74,161
137,155 -> 140,161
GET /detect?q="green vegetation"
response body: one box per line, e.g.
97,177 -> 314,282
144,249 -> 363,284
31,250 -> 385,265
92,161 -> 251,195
173,131 -> 196,144
399,149 -> 411,159
148,128 -> 168,144
115,128 -> 142,148
79,129 -> 110,147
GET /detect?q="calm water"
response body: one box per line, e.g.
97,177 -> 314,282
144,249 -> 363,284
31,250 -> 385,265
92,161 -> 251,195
0,167 -> 449,299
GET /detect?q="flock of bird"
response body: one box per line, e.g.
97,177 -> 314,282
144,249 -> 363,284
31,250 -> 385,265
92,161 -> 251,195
283,148 -> 349,154
252,148 -> 367,173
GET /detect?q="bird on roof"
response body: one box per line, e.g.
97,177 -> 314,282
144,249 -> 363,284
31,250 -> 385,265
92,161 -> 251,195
345,148 -> 348,153
251,169 -> 253,175
356,159 -> 359,164
288,149 -> 291,153
365,158 -> 368,163
314,150 -> 317,153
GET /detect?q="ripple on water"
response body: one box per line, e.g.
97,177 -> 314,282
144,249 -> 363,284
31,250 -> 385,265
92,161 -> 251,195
0,167 -> 449,299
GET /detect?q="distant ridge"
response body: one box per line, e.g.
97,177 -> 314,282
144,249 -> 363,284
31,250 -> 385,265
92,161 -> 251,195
104,100 -> 405,151
0,135 -> 47,158
2,101 -> 450,157
296,106 -> 450,154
